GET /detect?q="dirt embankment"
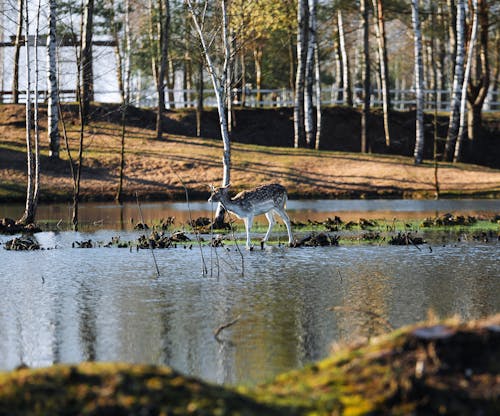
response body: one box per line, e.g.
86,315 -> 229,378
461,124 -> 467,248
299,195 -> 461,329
0,103 -> 499,203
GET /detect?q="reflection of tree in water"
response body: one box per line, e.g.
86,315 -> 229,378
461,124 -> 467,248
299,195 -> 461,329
77,281 -> 100,361
158,286 -> 173,365
338,270 -> 391,342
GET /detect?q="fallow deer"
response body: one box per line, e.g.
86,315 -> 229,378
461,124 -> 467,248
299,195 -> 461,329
208,183 -> 294,249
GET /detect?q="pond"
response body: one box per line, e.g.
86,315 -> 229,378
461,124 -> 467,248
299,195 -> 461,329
0,199 -> 499,386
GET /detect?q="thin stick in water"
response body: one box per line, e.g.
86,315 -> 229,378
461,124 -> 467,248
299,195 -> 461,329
135,192 -> 160,278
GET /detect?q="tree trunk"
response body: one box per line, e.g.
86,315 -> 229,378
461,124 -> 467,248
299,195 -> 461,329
12,0 -> 23,104
454,0 -> 478,162
187,0 -> 231,225
314,41 -> 321,150
47,0 -> 59,159
447,0 -> 457,86
445,0 -> 465,161
294,0 -> 308,148
333,21 -> 343,103
372,0 -> 391,147
412,0 -> 425,164
338,10 -> 353,107
465,0 -> 489,142
18,0 -> 36,225
155,0 -> 169,140
196,59 -> 203,137
304,0 -> 317,148
81,0 -> 94,121
254,48 -> 263,107
360,0 -> 370,154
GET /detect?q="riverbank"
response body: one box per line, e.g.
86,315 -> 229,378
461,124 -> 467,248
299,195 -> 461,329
1,104 -> 500,203
0,315 -> 498,415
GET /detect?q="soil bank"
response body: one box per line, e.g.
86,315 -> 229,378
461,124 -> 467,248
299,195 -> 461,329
0,104 -> 499,203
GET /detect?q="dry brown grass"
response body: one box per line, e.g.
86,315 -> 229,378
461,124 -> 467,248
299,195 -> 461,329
1,104 -> 499,202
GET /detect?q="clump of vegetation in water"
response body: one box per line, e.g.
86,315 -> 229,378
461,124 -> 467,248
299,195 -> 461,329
0,315 -> 498,415
4,236 -> 41,251
421,213 -> 478,227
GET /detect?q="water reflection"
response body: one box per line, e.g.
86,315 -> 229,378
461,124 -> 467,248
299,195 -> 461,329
0,215 -> 499,386
1,199 -> 500,231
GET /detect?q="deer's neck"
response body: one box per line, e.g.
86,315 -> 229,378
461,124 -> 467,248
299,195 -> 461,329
219,194 -> 247,217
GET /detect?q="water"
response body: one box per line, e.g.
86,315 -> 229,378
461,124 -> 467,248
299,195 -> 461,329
2,198 -> 500,231
0,200 -> 499,386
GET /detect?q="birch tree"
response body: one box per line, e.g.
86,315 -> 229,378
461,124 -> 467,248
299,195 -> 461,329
11,0 -> 23,104
411,0 -> 425,164
453,0 -> 478,162
47,0 -> 59,159
186,0 -> 231,224
81,0 -> 95,121
372,0 -> 391,147
465,0 -> 490,142
18,0 -> 39,225
294,0 -> 308,148
445,0 -> 465,161
304,0 -> 318,148
337,9 -> 352,106
360,0 -> 370,154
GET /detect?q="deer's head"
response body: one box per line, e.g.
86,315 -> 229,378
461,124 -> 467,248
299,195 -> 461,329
208,184 -> 230,203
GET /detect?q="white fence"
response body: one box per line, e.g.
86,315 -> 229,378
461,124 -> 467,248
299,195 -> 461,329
1,86 -> 499,112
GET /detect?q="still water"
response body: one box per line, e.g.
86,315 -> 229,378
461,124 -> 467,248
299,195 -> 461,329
0,200 -> 499,386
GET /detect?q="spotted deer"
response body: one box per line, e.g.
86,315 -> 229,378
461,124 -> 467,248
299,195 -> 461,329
208,183 -> 294,249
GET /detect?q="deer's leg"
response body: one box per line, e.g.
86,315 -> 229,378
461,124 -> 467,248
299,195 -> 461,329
243,215 -> 254,249
275,208 -> 293,245
263,211 -> 276,244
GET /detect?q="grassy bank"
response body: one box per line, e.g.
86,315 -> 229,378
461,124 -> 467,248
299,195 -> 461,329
1,104 -> 500,203
0,315 -> 498,415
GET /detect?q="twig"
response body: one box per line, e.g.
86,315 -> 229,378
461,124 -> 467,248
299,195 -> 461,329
135,192 -> 160,278
227,213 -> 244,277
168,165 -> 207,276
214,314 -> 241,340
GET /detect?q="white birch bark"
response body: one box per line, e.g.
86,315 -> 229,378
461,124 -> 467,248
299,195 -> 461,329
19,0 -> 34,224
47,0 -> 59,158
360,0 -> 370,154
186,0 -> 231,221
294,0 -> 307,148
372,0 -> 391,147
81,0 -> 94,119
445,0 -> 465,160
314,42 -> 321,150
454,0 -> 478,162
411,0 -> 425,164
337,10 -> 352,106
304,0 -> 317,148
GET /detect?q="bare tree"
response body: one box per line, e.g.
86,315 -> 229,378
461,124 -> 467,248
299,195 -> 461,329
372,0 -> 391,147
12,0 -> 24,104
445,0 -> 466,160
360,0 -> 370,154
187,0 -> 231,225
304,0 -> 318,148
337,9 -> 352,107
465,0 -> 490,142
294,0 -> 308,148
47,0 -> 59,159
81,0 -> 95,121
411,0 -> 425,164
454,0 -> 479,162
18,0 -> 39,225
157,0 -> 170,139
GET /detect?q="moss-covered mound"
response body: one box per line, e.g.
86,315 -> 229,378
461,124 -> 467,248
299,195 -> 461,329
0,316 -> 498,415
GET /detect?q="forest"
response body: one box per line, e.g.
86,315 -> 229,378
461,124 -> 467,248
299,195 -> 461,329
0,0 -> 499,225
